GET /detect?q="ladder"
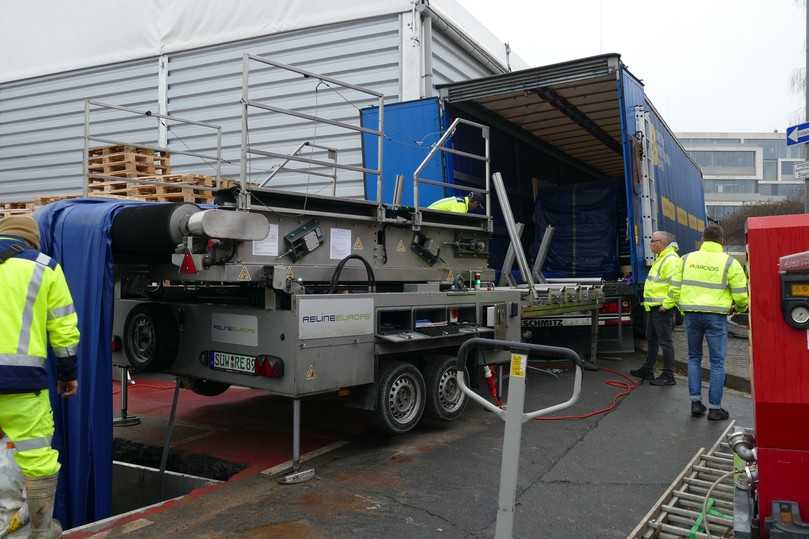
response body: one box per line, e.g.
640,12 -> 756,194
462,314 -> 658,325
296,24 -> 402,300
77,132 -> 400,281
628,421 -> 738,539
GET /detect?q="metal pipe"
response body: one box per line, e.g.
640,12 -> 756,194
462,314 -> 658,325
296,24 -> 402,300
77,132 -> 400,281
392,174 -> 404,208
439,146 -> 488,161
498,222 -> 524,286
246,54 -> 384,97
261,141 -> 308,186
215,128 -> 223,188
247,146 -> 378,176
532,225 -> 555,283
87,99 -> 222,130
246,99 -> 381,136
83,99 -> 90,196
292,399 -> 301,471
376,96 -> 385,208
484,127 -> 491,232
239,54 -> 250,206
159,377 -> 181,496
417,177 -> 488,193
492,172 -> 539,300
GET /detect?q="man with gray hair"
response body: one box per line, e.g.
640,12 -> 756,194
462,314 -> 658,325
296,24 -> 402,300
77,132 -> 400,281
630,230 -> 681,386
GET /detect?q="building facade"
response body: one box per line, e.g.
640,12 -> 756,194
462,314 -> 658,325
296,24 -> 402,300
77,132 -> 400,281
676,132 -> 805,221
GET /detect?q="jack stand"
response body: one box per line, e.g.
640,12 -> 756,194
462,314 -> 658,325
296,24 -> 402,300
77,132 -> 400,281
278,399 -> 315,484
113,367 -> 141,427
159,377 -> 181,497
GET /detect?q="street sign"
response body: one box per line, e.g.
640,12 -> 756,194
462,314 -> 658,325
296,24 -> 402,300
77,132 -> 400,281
794,161 -> 809,179
787,122 -> 809,146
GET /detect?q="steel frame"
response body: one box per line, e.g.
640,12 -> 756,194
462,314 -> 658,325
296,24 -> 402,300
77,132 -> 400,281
83,99 -> 224,196
240,54 -> 384,208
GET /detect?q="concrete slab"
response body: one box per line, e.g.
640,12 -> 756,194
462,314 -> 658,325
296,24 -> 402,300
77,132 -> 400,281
75,354 -> 753,538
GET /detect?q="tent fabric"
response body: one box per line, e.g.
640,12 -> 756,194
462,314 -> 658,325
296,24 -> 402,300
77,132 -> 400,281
0,0 -> 521,84
532,183 -> 621,279
34,198 -> 145,529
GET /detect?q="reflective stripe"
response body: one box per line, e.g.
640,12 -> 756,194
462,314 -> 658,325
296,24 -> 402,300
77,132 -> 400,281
646,275 -> 670,283
48,304 -> 76,320
35,253 -> 51,267
16,263 -> 46,355
53,345 -> 77,358
679,304 -> 730,314
730,287 -> 748,294
644,297 -> 667,303
0,354 -> 46,367
11,436 -> 52,452
721,255 -> 733,286
680,279 -> 727,290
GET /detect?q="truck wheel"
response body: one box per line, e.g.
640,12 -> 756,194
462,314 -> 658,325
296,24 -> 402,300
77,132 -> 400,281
423,355 -> 467,421
123,303 -> 178,371
182,377 -> 230,397
375,360 -> 426,434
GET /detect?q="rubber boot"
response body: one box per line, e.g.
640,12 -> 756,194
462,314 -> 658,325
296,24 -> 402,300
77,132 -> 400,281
24,474 -> 62,539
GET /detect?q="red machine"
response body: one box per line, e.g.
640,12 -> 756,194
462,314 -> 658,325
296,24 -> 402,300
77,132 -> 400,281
747,214 -> 809,536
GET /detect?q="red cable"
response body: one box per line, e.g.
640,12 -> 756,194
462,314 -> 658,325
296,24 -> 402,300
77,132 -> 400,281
532,366 -> 639,421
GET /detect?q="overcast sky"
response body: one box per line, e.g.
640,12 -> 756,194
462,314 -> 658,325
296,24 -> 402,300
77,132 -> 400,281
458,0 -> 805,134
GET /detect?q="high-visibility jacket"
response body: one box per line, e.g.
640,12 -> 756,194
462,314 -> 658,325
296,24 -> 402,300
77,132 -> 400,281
427,196 -> 470,213
673,241 -> 748,315
0,236 -> 80,393
643,244 -> 681,311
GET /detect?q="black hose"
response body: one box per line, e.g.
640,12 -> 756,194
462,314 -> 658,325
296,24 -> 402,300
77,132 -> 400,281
327,254 -> 376,294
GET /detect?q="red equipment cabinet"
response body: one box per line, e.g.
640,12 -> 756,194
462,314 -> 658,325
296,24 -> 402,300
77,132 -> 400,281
747,214 -> 809,534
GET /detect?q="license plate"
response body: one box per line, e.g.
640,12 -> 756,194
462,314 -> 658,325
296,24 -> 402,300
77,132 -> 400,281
209,351 -> 256,375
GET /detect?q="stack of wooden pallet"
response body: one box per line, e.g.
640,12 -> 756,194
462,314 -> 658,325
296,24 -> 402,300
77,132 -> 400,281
0,201 -> 35,218
88,144 -> 171,178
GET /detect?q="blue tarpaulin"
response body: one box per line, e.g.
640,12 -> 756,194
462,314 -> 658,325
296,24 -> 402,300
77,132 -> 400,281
34,198 -> 144,528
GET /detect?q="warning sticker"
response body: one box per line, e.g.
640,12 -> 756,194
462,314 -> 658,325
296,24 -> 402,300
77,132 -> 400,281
510,353 -> 526,378
354,237 -> 364,250
396,239 -> 407,253
238,266 -> 251,281
305,365 -> 318,380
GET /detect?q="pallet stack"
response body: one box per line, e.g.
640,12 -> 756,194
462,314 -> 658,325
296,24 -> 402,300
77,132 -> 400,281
0,146 -> 235,218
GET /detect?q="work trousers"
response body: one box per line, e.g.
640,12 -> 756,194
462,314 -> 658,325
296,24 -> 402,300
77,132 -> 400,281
685,313 -> 727,408
0,390 -> 60,478
642,307 -> 675,375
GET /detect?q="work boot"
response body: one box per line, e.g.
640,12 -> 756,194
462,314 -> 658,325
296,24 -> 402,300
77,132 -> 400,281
24,474 -> 62,539
691,401 -> 707,417
649,372 -> 676,386
630,367 -> 654,380
707,408 -> 730,421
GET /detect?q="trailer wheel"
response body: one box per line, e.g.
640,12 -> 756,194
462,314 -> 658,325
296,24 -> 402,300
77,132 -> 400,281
182,377 -> 230,397
123,303 -> 178,371
423,355 -> 468,421
375,360 -> 426,434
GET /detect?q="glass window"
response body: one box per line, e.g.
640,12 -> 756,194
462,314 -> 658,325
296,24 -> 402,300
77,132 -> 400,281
679,138 -> 742,146
702,179 -> 755,194
758,183 -> 777,196
763,160 -> 777,180
781,184 -> 805,200
781,161 -> 797,179
706,205 -> 742,221
688,150 -> 756,175
787,145 -> 805,158
743,139 -> 785,159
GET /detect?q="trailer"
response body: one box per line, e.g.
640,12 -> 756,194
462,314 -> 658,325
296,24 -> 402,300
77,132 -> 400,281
360,54 -> 706,355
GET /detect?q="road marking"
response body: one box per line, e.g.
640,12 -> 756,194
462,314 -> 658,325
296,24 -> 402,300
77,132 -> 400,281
260,440 -> 348,476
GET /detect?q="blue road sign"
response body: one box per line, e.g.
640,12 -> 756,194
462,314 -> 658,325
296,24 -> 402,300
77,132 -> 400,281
787,122 -> 809,145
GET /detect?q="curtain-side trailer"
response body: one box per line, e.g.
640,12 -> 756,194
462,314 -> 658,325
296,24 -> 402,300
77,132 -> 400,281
361,53 -> 706,354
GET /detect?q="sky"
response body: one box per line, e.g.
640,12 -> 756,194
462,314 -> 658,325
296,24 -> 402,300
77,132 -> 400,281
458,0 -> 805,134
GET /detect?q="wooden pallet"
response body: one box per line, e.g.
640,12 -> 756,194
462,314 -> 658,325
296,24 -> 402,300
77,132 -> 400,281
0,201 -> 35,218
88,145 -> 171,178
87,173 -> 232,202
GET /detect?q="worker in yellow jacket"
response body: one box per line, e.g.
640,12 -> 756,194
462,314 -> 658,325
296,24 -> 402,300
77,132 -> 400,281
630,231 -> 680,386
672,224 -> 747,422
427,192 -> 485,213
0,215 -> 80,538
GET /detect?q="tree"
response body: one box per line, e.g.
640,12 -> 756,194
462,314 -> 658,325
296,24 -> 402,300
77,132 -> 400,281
722,199 -> 804,246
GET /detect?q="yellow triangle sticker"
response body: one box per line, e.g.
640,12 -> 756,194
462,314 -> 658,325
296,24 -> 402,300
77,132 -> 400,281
305,365 -> 317,380
354,237 -> 364,250
238,266 -> 250,281
396,239 -> 407,253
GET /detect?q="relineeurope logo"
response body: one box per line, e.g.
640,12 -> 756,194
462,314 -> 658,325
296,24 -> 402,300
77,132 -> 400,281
302,313 -> 371,323
213,323 -> 257,334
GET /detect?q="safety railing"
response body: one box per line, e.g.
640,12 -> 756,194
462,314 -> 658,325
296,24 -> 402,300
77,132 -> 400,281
412,117 -> 491,231
240,53 -> 384,209
83,99 -> 224,196
455,337 -> 586,539
260,141 -> 338,195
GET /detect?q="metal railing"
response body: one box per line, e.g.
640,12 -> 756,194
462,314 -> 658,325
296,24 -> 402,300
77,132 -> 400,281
83,99 -> 224,196
240,54 -> 384,208
260,141 -> 338,195
412,117 -> 491,231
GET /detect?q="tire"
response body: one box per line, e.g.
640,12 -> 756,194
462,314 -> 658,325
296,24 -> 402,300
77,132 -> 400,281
182,377 -> 230,397
123,303 -> 178,371
423,355 -> 468,421
374,360 -> 426,434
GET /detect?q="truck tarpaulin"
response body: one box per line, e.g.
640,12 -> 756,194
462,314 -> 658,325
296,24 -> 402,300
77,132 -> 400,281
34,198 -> 144,528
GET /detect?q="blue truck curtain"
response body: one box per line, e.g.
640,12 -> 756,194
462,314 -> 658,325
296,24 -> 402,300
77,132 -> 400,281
34,199 -> 142,528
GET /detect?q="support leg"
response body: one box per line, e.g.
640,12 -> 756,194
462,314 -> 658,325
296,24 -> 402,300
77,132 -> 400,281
589,308 -> 600,369
278,399 -> 315,484
159,377 -> 181,496
113,367 -> 141,427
